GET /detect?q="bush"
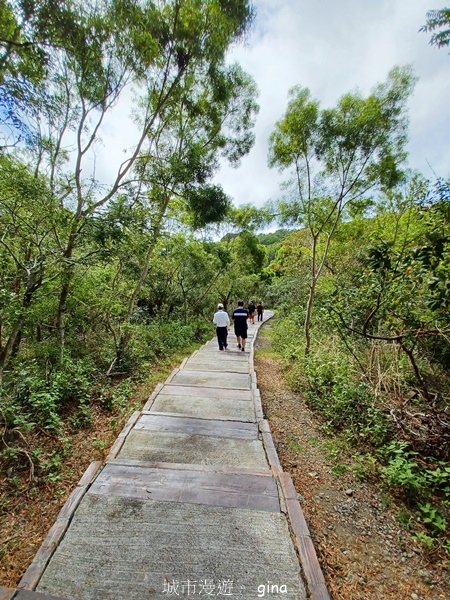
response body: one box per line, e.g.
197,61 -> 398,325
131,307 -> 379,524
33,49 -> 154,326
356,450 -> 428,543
273,322 -> 391,446
2,357 -> 95,432
117,318 -> 211,371
380,442 -> 426,497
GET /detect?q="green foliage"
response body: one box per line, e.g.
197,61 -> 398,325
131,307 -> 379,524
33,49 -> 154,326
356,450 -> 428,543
184,185 -> 231,229
114,320 -> 210,373
1,357 -> 95,431
415,531 -> 436,550
265,178 -> 450,557
92,438 -> 107,451
380,442 -> 425,496
302,350 -> 389,446
257,229 -> 293,246
418,502 -> 447,533
273,320 -> 390,446
268,66 -> 416,355
329,178 -> 450,386
38,450 -> 64,484
421,8 -> 450,50
414,500 -> 448,552
1,0 -> 259,376
286,433 -> 303,454
352,452 -> 378,481
424,463 -> 450,496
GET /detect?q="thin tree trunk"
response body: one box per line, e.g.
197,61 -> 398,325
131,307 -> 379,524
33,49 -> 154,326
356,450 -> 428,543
0,315 -> 25,382
114,201 -> 169,365
304,234 -> 318,356
56,231 -> 77,365
304,280 -> 315,357
398,340 -> 430,400
0,276 -> 40,381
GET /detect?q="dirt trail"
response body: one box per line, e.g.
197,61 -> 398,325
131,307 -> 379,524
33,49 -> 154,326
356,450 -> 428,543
254,320 -> 449,600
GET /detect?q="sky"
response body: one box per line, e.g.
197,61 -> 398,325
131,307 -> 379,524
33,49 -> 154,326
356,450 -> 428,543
211,0 -> 450,208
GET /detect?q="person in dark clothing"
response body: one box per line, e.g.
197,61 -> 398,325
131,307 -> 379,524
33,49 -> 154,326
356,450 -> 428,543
232,300 -> 249,351
248,301 -> 256,324
256,301 -> 264,321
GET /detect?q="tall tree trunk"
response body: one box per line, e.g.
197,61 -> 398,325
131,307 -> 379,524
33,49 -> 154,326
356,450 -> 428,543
0,315 -> 25,383
304,280 -> 316,357
56,231 -> 77,365
304,234 -> 318,357
0,275 -> 41,382
114,201 -> 169,366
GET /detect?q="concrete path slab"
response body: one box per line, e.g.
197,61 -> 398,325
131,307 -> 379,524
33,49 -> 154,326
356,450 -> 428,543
37,495 -> 305,600
150,394 -> 254,420
133,414 -> 259,439
194,357 -> 250,366
89,463 -> 280,511
190,353 -> 249,364
184,359 -> 249,373
202,341 -> 251,353
156,384 -> 252,401
105,458 -> 271,477
170,370 -> 251,390
195,348 -> 250,365
119,429 -> 269,469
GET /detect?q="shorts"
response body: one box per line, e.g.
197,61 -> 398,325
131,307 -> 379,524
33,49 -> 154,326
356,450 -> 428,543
234,327 -> 247,339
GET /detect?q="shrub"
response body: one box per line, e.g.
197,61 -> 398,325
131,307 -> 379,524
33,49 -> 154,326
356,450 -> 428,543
286,335 -> 390,446
116,318 -> 211,371
380,442 -> 426,497
2,358 -> 95,432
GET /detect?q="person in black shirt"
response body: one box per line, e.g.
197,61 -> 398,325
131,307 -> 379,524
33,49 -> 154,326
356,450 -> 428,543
232,300 -> 249,351
248,301 -> 256,324
256,301 -> 264,322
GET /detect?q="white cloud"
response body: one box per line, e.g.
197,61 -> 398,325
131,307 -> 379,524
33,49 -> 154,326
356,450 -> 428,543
214,0 -> 450,207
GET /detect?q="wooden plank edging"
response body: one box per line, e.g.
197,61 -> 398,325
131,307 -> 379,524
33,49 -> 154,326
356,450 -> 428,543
250,314 -> 273,424
165,367 -> 179,384
18,461 -> 102,591
253,389 -> 264,421
258,420 -> 282,471
0,587 -> 15,600
106,410 -> 141,460
15,588 -> 70,599
142,383 -> 164,412
277,472 -> 331,600
251,314 -> 331,600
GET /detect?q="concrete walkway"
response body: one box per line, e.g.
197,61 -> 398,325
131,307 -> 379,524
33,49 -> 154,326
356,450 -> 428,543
4,313 -> 329,600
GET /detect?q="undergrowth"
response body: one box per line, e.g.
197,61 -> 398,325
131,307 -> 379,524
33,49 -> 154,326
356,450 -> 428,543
270,313 -> 450,559
0,318 -> 210,490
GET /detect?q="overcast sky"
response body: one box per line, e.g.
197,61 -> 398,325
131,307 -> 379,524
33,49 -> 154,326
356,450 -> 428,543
212,0 -> 450,208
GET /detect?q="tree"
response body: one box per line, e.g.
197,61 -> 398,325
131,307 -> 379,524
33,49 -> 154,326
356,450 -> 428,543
1,0 -> 257,364
268,66 -> 416,355
420,8 -> 450,50
102,59 -> 258,368
0,0 -> 125,148
329,177 -> 450,397
0,155 -> 63,380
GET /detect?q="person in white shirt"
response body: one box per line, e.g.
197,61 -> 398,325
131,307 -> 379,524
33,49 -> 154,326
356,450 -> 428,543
213,303 -> 230,351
